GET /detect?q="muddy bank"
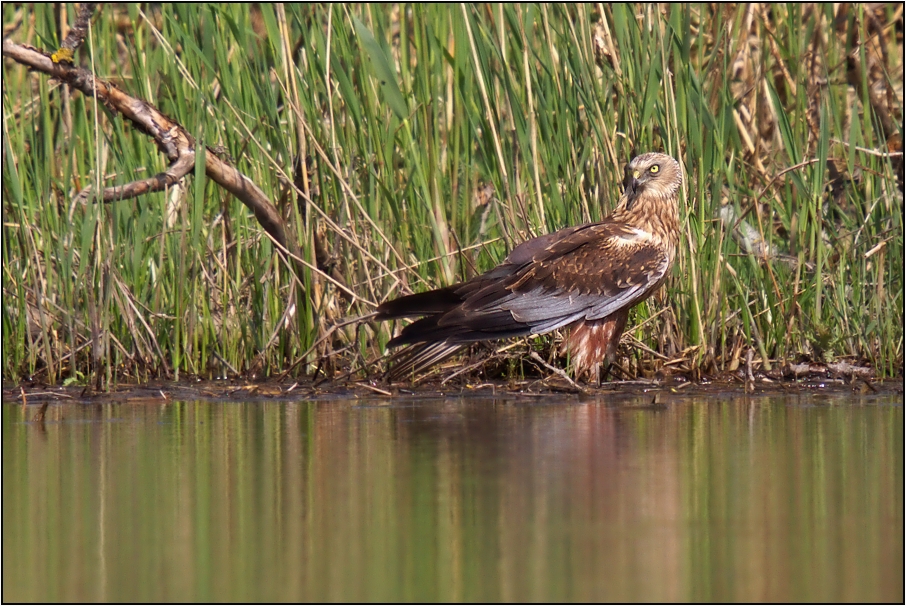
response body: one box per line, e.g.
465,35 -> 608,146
4,370 -> 902,406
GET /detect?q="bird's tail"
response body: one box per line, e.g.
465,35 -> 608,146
385,340 -> 466,383
375,286 -> 463,319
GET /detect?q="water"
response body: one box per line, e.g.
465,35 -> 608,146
3,391 -> 903,602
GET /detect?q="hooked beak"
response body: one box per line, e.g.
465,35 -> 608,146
623,168 -> 641,195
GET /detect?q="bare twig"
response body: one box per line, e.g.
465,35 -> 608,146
358,382 -> 392,396
51,2 -> 97,62
529,351 -> 587,392
830,139 -> 905,158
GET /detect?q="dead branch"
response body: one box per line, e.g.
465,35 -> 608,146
2,37 -> 305,278
54,2 -> 97,61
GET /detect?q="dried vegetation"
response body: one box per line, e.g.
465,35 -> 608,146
2,4 -> 902,388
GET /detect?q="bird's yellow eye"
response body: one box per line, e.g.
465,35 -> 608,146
649,164 -> 660,174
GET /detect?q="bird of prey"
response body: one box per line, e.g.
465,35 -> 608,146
375,152 -> 682,382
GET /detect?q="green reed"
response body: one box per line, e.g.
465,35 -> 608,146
2,4 -> 902,384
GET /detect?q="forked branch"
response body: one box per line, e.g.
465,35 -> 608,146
2,34 -> 303,277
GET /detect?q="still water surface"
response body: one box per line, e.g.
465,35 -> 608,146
3,391 -> 903,602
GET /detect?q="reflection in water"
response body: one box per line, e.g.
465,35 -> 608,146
2,393 -> 903,602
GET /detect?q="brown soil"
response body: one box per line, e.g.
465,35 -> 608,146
3,370 -> 902,406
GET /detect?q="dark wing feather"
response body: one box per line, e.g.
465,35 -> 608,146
377,225 -> 596,322
501,228 -> 670,323
385,341 -> 466,382
375,286 -> 463,319
501,224 -> 588,265
434,223 -> 669,336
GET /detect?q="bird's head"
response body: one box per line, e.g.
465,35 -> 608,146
622,152 -> 682,209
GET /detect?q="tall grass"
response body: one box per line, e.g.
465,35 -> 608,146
2,4 -> 902,385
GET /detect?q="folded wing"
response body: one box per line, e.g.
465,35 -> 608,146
377,222 -> 670,380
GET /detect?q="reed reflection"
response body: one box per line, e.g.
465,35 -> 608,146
2,394 -> 902,602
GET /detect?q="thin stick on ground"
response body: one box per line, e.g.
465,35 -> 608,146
529,352 -> 586,392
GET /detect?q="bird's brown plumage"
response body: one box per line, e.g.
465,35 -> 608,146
376,152 -> 683,382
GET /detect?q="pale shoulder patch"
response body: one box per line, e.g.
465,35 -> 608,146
610,226 -> 655,246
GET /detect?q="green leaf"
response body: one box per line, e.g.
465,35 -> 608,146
352,16 -> 409,121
